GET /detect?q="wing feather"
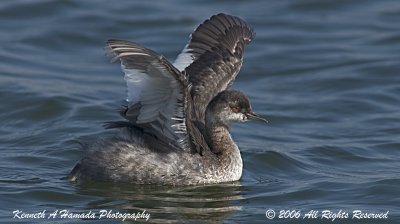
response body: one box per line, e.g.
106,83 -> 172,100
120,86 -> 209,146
173,13 -> 255,123
104,13 -> 255,156
106,39 -> 190,151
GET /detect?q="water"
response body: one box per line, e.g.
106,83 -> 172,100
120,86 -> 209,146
1,0 -> 399,223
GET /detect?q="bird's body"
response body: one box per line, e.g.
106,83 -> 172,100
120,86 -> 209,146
68,13 -> 266,185
68,134 -> 242,185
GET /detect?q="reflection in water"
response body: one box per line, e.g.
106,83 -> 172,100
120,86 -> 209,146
73,181 -> 244,223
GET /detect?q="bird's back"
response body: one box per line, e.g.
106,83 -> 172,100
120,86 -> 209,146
68,136 -> 223,185
68,13 -> 256,185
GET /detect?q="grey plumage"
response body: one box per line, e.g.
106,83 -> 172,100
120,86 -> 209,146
184,14 -> 255,122
68,13 -> 265,185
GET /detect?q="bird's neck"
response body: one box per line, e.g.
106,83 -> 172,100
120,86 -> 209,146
205,116 -> 243,179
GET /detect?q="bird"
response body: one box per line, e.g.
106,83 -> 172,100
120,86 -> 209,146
68,13 -> 267,185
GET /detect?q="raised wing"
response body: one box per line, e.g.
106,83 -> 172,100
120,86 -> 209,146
106,40 -> 190,152
173,13 -> 255,122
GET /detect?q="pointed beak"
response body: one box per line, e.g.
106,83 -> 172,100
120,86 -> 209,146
246,111 -> 268,123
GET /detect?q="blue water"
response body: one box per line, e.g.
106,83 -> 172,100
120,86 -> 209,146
0,0 -> 399,223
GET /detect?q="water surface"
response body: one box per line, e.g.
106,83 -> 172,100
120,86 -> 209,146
0,0 -> 399,223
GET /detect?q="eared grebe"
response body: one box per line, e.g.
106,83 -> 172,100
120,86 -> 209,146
68,13 -> 266,185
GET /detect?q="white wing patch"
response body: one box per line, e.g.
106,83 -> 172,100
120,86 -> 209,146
106,39 -> 190,149
123,65 -> 148,103
173,43 -> 194,71
122,62 -> 181,125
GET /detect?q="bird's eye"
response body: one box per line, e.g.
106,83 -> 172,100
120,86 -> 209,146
231,106 -> 240,113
